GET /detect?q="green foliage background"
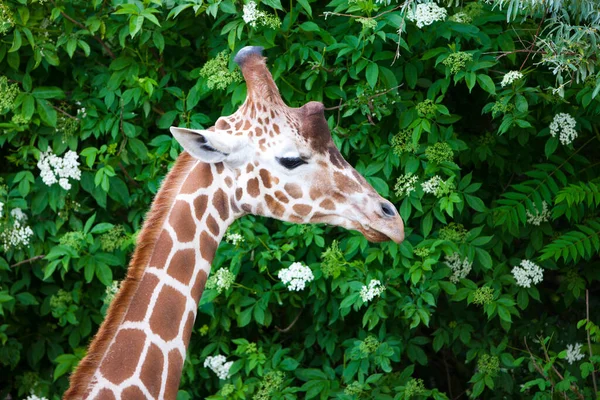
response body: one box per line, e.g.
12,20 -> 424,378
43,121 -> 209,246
0,0 -> 599,398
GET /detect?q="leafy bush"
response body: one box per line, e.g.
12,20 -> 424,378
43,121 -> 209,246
1,0 -> 599,399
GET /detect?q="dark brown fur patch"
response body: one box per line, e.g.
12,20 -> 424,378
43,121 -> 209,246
181,162 -> 212,193
200,231 -> 218,261
299,103 -> 332,153
213,188 -> 230,221
150,286 -> 187,342
236,188 -> 243,201
140,343 -> 164,398
194,195 -> 208,220
320,199 -> 336,210
284,183 -> 303,199
124,273 -> 160,322
215,163 -> 224,174
275,190 -> 289,203
148,230 -> 172,269
216,119 -> 230,130
167,249 -> 196,285
191,270 -> 208,303
165,350 -> 184,400
99,329 -> 146,384
121,386 -> 146,400
182,311 -> 195,348
246,163 -> 254,173
334,172 -> 363,194
247,178 -> 260,197
96,389 -> 116,400
259,169 -> 273,189
309,186 -> 323,200
328,146 -> 346,169
293,204 -> 312,216
206,214 -> 220,236
265,194 -> 285,217
169,201 -> 196,242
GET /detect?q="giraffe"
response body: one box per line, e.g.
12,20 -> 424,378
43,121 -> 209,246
63,46 -> 405,399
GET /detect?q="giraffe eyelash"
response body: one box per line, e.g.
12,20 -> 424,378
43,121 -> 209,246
276,157 -> 307,170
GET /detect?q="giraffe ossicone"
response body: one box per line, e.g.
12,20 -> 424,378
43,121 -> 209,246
64,46 -> 404,400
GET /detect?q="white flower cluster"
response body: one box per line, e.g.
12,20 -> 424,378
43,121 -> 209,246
278,262 -> 314,291
37,149 -> 81,190
204,355 -> 233,380
526,201 -> 550,225
565,343 -> 585,365
500,70 -> 524,87
407,3 -> 447,28
422,175 -> 442,194
75,101 -> 87,118
206,268 -> 235,293
360,279 -> 386,302
549,113 -> 578,145
395,173 -> 418,197
1,208 -> 34,249
225,231 -> 244,245
103,280 -> 121,306
444,252 -> 472,283
24,392 -> 49,400
242,1 -> 280,28
0,201 -> 3,217
511,260 -> 543,288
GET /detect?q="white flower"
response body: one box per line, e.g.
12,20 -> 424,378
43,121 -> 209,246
422,175 -> 442,194
225,232 -> 244,245
24,392 -> 49,400
278,262 -> 314,291
360,279 -> 386,302
407,3 -> 447,28
10,207 -> 27,222
549,113 -> 577,145
0,201 -> 3,217
103,281 -> 121,306
37,148 -> 81,190
511,260 -> 544,288
444,252 -> 472,283
500,70 -> 524,87
565,343 -> 585,365
206,268 -> 235,293
204,355 -> 233,380
526,201 -> 550,225
242,1 -> 260,26
395,173 -> 418,197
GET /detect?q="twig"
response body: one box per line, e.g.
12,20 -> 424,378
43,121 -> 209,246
275,308 -> 303,333
11,255 -> 45,268
443,351 -> 453,398
119,162 -> 140,188
50,104 -> 78,120
519,6 -> 548,71
524,337 -> 555,388
325,84 -> 403,111
48,0 -> 116,59
587,289 -> 598,396
320,4 -> 403,20
539,337 -> 585,400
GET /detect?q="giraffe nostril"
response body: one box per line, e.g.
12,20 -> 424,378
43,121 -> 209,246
381,202 -> 396,218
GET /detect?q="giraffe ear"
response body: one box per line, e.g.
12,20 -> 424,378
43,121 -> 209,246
170,127 -> 250,166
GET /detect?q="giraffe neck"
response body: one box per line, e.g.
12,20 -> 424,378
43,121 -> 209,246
65,154 -> 239,400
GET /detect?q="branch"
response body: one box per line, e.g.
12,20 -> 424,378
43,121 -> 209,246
587,289 -> 598,396
325,84 -> 403,111
11,255 -> 45,268
275,308 -> 303,333
50,104 -> 78,120
119,162 -> 140,188
539,337 -> 585,400
520,6 -> 548,71
49,0 -> 116,60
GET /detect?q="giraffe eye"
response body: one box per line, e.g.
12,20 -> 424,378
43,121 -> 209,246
277,157 -> 307,170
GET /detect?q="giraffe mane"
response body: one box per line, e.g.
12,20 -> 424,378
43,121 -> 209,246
63,152 -> 197,400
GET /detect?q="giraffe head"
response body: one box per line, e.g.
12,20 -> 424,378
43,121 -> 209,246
171,47 -> 404,243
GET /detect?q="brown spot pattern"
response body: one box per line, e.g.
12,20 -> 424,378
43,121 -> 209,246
140,343 -> 164,398
99,329 -> 146,384
95,389 -> 116,400
328,146 -> 346,169
149,286 -> 186,342
191,270 -> 208,303
120,386 -> 146,400
212,188 -> 230,221
265,194 -> 285,217
169,201 -> 196,242
180,163 -> 212,194
309,187 -> 323,200
247,178 -> 260,197
334,172 -> 363,194
275,190 -> 289,203
182,311 -> 195,348
194,195 -> 208,220
236,188 -> 243,201
200,231 -> 218,261
284,183 -> 303,199
167,249 -> 195,285
293,204 -> 312,216
149,230 -> 172,269
165,351 -> 184,400
124,273 -> 159,322
259,169 -> 273,189
216,119 -> 230,130
215,163 -> 224,174
206,214 -> 220,236
320,199 -> 336,210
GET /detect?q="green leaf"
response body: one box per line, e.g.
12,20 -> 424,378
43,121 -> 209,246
32,87 -> 65,100
477,74 -> 496,95
36,99 -> 57,127
366,62 -> 379,89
